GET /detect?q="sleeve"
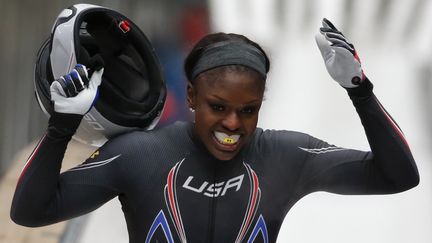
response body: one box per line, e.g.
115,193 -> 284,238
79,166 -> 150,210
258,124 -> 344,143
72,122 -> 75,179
10,112 -> 123,227
295,78 -> 419,196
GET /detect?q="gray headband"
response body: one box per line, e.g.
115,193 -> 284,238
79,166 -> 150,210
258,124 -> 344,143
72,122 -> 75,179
191,40 -> 267,81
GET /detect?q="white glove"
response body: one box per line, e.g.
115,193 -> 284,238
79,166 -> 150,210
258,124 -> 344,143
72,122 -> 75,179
315,18 -> 365,88
50,64 -> 104,115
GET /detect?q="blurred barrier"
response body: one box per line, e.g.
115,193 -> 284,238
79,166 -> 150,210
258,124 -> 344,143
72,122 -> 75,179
0,1 -> 59,175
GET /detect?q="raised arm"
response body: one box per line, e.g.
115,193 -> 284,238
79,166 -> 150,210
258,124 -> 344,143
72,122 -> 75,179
10,66 -> 119,226
300,18 -> 419,195
297,81 -> 419,195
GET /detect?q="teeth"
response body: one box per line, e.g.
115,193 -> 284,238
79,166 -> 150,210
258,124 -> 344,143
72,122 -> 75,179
214,131 -> 240,145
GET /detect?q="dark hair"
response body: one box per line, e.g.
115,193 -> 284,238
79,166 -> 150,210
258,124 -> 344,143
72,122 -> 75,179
184,32 -> 270,83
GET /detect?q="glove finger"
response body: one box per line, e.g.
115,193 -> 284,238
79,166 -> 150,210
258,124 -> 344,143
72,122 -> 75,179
54,76 -> 74,97
326,37 -> 355,55
56,77 -> 69,96
89,68 -> 104,90
315,33 -> 334,59
322,18 -> 338,31
75,64 -> 89,86
70,69 -> 85,92
320,27 -> 340,34
50,80 -> 67,97
320,27 -> 346,39
327,37 -> 352,50
63,74 -> 79,97
322,31 -> 347,43
325,32 -> 355,49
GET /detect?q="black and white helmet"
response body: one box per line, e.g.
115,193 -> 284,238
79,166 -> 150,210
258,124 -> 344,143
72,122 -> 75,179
35,4 -> 166,146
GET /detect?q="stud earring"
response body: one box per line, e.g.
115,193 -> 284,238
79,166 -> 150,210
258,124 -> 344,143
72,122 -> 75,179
189,107 -> 195,113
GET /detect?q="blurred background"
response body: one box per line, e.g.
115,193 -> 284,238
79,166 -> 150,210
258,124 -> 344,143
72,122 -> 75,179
0,0 -> 431,242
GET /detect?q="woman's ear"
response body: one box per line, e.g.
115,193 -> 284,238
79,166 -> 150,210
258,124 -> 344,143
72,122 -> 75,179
186,82 -> 195,109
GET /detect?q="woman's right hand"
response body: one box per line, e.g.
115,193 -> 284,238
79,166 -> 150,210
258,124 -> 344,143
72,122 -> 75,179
50,64 -> 104,115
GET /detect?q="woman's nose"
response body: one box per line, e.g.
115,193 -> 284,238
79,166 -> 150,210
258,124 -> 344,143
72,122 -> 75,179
222,112 -> 241,132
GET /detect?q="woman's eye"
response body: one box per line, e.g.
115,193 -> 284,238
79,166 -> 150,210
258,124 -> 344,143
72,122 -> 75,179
210,104 -> 225,111
241,106 -> 256,114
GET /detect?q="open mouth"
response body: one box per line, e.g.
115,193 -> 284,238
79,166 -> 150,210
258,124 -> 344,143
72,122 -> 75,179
212,131 -> 241,152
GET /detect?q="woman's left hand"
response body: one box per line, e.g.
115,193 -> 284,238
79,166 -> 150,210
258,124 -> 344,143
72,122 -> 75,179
315,18 -> 365,88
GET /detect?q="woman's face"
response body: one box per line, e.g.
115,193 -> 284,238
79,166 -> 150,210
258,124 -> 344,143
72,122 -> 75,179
187,69 -> 265,161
